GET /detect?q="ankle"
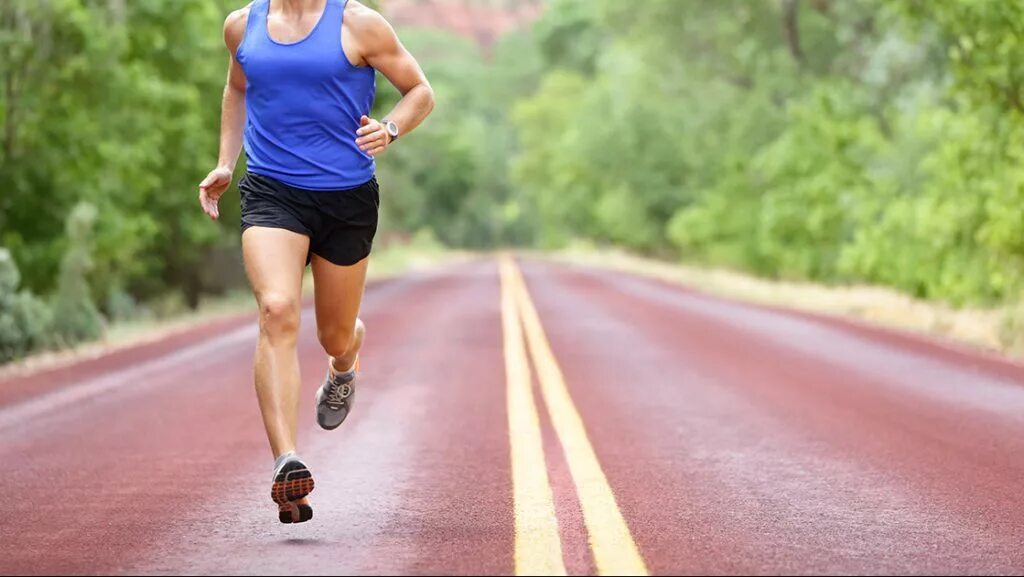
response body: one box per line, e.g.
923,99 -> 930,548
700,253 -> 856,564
331,355 -> 357,375
274,450 -> 296,471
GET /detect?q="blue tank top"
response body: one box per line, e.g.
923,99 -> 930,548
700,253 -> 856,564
237,0 -> 376,191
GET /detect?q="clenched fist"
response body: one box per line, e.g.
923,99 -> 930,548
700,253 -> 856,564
355,115 -> 392,157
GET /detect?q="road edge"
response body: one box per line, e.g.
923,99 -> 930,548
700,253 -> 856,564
531,250 -> 1024,380
0,249 -> 467,386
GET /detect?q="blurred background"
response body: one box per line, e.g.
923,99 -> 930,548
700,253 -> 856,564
1,0 -> 1023,363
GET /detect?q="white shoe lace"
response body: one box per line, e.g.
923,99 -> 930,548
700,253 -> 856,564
325,378 -> 353,408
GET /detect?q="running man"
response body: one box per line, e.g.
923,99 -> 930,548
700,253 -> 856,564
197,0 -> 434,524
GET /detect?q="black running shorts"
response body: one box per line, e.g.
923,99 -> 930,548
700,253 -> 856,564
239,171 -> 379,267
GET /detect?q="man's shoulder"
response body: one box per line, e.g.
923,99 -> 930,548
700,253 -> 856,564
345,1 -> 393,40
224,3 -> 254,48
226,3 -> 254,29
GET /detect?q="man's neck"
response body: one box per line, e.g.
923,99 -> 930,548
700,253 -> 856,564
275,0 -> 326,16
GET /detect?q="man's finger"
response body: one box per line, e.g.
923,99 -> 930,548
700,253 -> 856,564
356,123 -> 379,137
198,189 -> 214,214
356,131 -> 385,147
357,135 -> 382,149
360,115 -> 371,126
368,146 -> 386,156
201,171 -> 228,191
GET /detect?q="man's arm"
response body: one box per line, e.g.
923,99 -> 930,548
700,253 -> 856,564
199,8 -> 249,220
351,6 -> 435,156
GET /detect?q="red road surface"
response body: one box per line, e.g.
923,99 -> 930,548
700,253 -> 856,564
1,257 -> 1023,575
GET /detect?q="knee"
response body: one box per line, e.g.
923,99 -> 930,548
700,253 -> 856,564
318,324 -> 355,359
258,293 -> 300,343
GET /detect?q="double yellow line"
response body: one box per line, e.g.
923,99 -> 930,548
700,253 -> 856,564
499,256 -> 649,577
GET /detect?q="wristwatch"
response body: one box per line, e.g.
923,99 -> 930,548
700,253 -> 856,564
382,119 -> 400,143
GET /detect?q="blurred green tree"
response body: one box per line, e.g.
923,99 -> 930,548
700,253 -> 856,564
50,202 -> 104,347
0,247 -> 51,362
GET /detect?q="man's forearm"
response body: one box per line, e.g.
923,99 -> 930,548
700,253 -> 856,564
218,86 -> 246,170
385,83 -> 434,138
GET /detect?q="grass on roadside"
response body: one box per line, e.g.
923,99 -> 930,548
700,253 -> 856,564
1,238 -> 462,377
547,242 -> 1023,358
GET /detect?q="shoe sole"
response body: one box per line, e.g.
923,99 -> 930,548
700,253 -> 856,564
271,465 -> 315,507
279,502 -> 314,524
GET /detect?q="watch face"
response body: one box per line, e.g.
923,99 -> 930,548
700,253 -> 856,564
386,121 -> 399,138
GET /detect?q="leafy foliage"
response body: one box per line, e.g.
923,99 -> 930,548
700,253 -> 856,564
0,248 -> 50,363
0,0 -> 236,304
4,0 -> 1024,362
50,202 -> 104,347
498,0 -> 1024,305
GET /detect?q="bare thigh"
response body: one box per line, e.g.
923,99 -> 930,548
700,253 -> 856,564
242,227 -> 309,318
311,255 -> 369,349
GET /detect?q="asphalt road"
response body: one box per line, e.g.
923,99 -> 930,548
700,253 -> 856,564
1,256 -> 1023,576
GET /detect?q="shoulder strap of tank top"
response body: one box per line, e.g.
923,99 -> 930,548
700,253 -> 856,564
317,0 -> 345,41
236,0 -> 267,58
246,0 -> 269,36
332,0 -> 347,25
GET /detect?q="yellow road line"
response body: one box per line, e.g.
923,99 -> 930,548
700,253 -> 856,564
508,258 -> 650,577
499,257 -> 568,577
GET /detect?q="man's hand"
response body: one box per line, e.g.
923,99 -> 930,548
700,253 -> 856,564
356,115 -> 391,157
198,166 -> 233,220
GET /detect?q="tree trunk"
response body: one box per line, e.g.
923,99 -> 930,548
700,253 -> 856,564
782,0 -> 805,66
3,71 -> 15,159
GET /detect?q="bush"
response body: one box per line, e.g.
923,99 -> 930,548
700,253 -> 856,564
50,203 -> 105,348
105,285 -> 140,323
0,249 -> 52,363
999,301 -> 1024,355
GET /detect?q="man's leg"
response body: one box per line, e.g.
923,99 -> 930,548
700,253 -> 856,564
311,254 -> 369,430
242,226 -> 310,458
311,254 -> 369,372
